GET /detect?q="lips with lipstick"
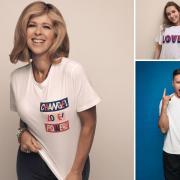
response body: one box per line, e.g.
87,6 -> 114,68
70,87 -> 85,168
32,38 -> 45,44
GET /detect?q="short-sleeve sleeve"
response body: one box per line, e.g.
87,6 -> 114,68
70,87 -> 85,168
155,25 -> 164,45
10,73 -> 17,112
72,64 -> 101,112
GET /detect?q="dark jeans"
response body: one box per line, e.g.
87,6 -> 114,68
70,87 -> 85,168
163,151 -> 180,180
17,148 -> 90,180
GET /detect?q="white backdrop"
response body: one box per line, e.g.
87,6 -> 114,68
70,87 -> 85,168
136,0 -> 180,59
0,0 -> 133,179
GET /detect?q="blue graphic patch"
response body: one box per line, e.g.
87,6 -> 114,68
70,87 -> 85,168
40,97 -> 69,112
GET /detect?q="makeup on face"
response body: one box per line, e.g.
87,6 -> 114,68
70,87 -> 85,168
26,14 -> 55,57
166,6 -> 180,25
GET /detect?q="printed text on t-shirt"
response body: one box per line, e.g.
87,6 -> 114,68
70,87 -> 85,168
40,98 -> 70,133
163,35 -> 180,43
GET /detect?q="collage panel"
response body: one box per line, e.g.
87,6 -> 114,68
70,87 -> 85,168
136,0 -> 180,179
1,0 -> 134,180
136,0 -> 180,59
136,61 -> 180,180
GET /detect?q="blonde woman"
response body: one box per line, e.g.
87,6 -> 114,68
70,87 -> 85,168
10,1 -> 101,180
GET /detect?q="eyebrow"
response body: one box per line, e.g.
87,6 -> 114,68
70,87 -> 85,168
28,21 -> 53,26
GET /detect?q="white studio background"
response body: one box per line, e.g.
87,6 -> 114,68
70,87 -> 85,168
136,0 -> 180,59
0,0 -> 133,179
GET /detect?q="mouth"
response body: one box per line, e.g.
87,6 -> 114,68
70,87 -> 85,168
172,19 -> 177,22
171,17 -> 178,21
32,38 -> 45,43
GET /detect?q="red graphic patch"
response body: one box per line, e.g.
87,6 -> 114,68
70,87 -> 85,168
45,121 -> 70,133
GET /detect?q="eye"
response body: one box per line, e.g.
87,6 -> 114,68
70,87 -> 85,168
43,25 -> 52,29
27,23 -> 36,28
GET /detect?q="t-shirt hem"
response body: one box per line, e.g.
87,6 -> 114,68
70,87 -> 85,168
163,147 -> 180,155
38,149 -> 63,180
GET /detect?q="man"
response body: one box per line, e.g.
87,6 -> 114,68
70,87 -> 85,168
159,69 -> 180,180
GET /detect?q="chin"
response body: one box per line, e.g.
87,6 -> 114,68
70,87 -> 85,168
175,92 -> 180,98
31,50 -> 48,56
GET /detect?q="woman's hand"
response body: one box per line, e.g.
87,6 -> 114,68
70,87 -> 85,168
20,130 -> 41,153
65,171 -> 82,180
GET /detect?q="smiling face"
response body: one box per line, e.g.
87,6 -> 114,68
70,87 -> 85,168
166,5 -> 180,26
173,74 -> 180,97
26,14 -> 56,58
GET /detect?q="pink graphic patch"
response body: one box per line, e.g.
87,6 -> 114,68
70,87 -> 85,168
45,121 -> 70,133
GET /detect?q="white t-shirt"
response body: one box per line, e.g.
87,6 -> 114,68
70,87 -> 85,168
10,58 -> 101,180
155,26 -> 180,59
159,95 -> 180,154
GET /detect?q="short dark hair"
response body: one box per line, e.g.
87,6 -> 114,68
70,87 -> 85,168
173,69 -> 180,79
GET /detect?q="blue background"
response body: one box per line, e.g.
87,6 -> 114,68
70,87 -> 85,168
136,61 -> 180,180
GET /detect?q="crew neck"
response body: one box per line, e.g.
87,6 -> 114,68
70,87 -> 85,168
30,57 -> 66,88
30,62 -> 54,88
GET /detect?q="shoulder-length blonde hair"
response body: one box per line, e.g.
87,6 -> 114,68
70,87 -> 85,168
10,1 -> 69,63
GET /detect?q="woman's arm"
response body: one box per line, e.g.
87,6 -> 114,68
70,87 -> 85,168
154,43 -> 162,59
65,106 -> 97,180
18,119 -> 41,153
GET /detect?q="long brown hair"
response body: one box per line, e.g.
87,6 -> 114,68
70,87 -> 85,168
163,1 -> 180,27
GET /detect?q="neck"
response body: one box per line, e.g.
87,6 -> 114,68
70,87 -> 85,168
32,54 -> 51,72
32,55 -> 52,83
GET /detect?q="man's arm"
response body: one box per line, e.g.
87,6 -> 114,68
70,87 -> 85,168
158,102 -> 169,133
158,88 -> 173,133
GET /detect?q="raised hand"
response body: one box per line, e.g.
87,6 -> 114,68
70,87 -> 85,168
162,88 -> 174,107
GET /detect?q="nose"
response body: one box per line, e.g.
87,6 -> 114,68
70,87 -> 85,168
170,13 -> 174,18
34,26 -> 42,35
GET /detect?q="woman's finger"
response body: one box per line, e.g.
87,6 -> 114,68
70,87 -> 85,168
31,138 -> 41,150
20,144 -> 29,152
